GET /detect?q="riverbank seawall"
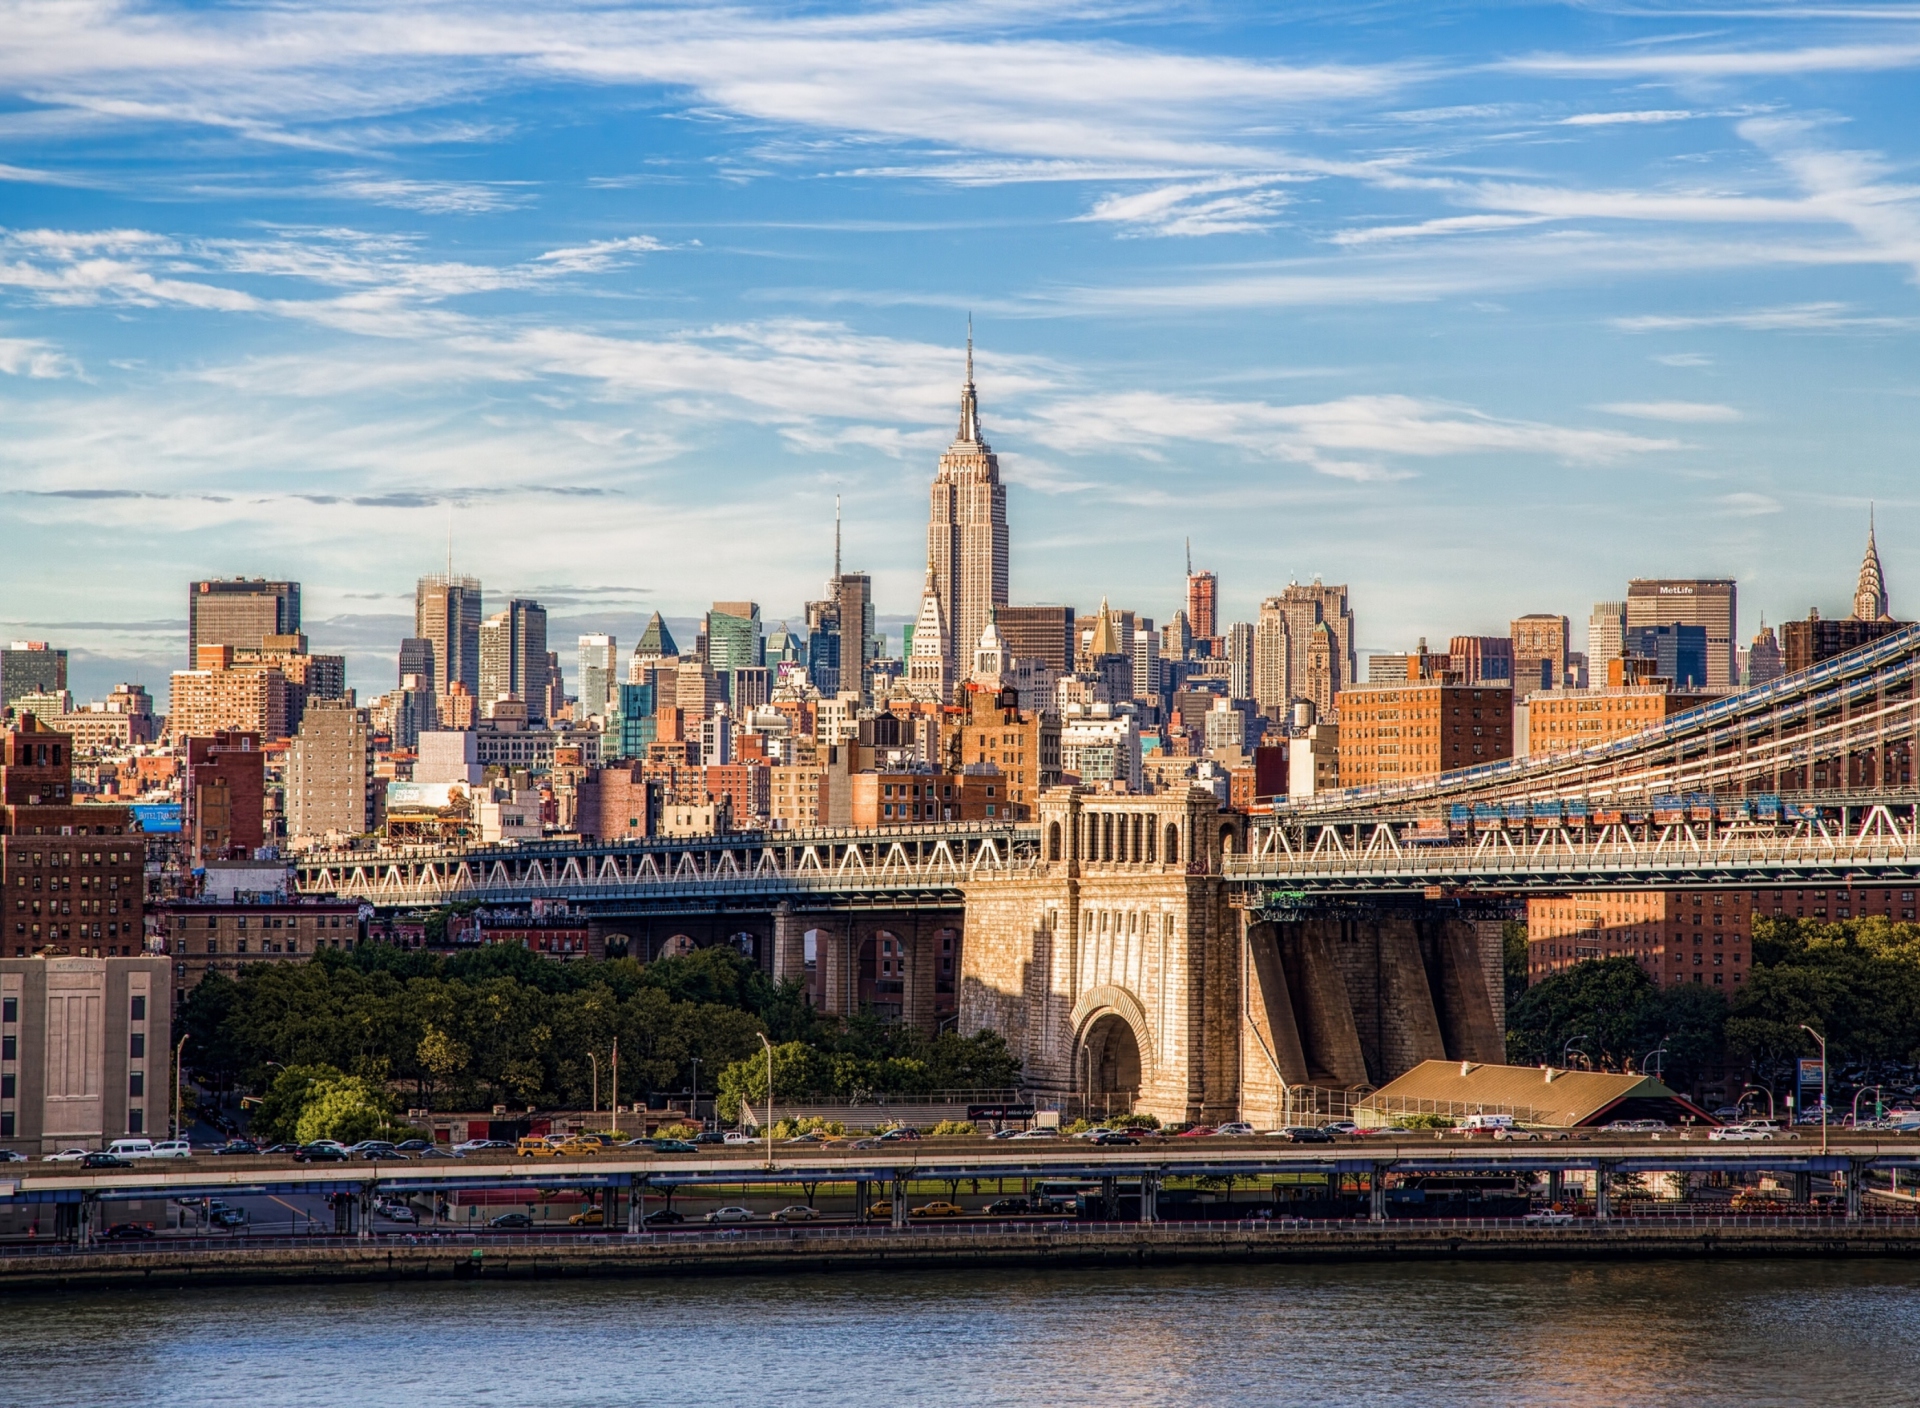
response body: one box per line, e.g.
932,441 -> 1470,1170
5,1218 -> 1920,1292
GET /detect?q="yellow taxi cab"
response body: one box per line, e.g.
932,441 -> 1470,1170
867,1199 -> 893,1218
551,1137 -> 603,1159
517,1136 -> 561,1159
567,1206 -> 605,1226
910,1201 -> 964,1218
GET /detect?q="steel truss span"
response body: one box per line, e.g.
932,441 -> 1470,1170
295,823 -> 1039,907
1282,622 -> 1920,819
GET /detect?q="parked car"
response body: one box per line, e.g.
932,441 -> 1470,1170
911,1201 -> 964,1218
294,1143 -> 351,1162
81,1152 -> 133,1169
259,1143 -> 304,1156
349,1141 -> 403,1161
866,1200 -> 894,1217
375,1202 -> 418,1223
453,1138 -> 511,1154
783,1131 -> 826,1144
149,1140 -> 193,1160
1010,1129 -> 1058,1139
567,1207 -> 605,1226
1493,1127 -> 1544,1142
107,1138 -> 157,1160
1175,1126 -> 1218,1138
1321,1121 -> 1360,1136
642,1209 -> 685,1226
0,1149 -> 26,1163
211,1207 -> 248,1229
772,1205 -> 820,1222
394,1139 -> 436,1154
211,1140 -> 259,1156
102,1222 -> 158,1240
690,1132 -> 727,1145
1279,1127 -> 1334,1144
984,1197 -> 1031,1214
706,1206 -> 756,1223
1524,1210 -> 1576,1226
489,1212 -> 534,1228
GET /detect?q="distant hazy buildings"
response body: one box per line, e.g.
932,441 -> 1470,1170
415,574 -> 482,710
1,642 -> 66,713
1627,579 -> 1736,692
926,332 -> 1008,690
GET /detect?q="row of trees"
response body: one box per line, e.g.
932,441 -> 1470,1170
184,941 -> 1021,1117
1507,917 -> 1920,1097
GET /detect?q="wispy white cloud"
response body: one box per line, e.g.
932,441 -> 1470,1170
1652,352 -> 1714,366
1504,42 -> 1920,79
1600,400 -> 1742,422
1612,302 -> 1920,332
533,236 -> 666,272
1330,213 -> 1550,246
318,171 -> 530,214
1560,110 -> 1697,126
0,336 -> 78,377
1717,491 -> 1782,516
1076,178 -> 1295,237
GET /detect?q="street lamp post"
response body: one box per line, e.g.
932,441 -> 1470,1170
1739,1085 -> 1775,1121
757,1034 -> 775,1166
1563,1036 -> 1590,1070
1853,1085 -> 1884,1129
1643,1046 -> 1669,1080
173,1035 -> 190,1141
1800,1025 -> 1829,1156
690,1058 -> 701,1130
610,1039 -> 620,1137
588,1053 -> 599,1120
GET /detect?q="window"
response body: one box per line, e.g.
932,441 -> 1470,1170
129,1071 -> 144,1097
130,994 -> 146,1021
129,1032 -> 145,1059
128,1109 -> 143,1134
0,1114 -> 12,1138
1,1035 -> 13,1061
1,997 -> 13,1023
0,1074 -> 13,1098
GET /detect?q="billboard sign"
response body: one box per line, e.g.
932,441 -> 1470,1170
129,803 -> 181,833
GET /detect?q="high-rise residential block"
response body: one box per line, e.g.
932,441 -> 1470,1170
414,574 -> 482,704
188,579 -> 300,663
1,642 -> 67,713
1587,602 -> 1627,686
285,697 -> 374,842
184,732 -> 266,865
1448,636 -> 1514,685
1,954 -> 170,1150
1626,579 -> 1736,691
168,662 -> 290,742
926,330 -> 1008,685
1252,599 -> 1290,721
578,634 -> 618,720
1225,621 -> 1253,701
1275,580 -> 1357,712
1186,566 -> 1218,644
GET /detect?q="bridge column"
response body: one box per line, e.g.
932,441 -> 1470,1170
773,904 -> 805,985
890,1175 -> 908,1230
359,1181 -> 376,1241
1139,1173 -> 1159,1224
855,1178 -> 868,1224
1100,1176 -> 1117,1221
1371,1165 -> 1389,1223
629,1174 -> 646,1234
1595,1162 -> 1614,1222
1845,1161 -> 1863,1222
1548,1169 -> 1564,1205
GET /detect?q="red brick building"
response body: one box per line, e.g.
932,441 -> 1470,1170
184,731 -> 266,865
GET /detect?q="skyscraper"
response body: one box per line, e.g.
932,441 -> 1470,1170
478,598 -> 549,722
1185,542 -> 1217,645
927,326 -> 1008,685
1,642 -> 67,713
188,579 -> 300,663
1587,601 -> 1627,686
1277,580 -> 1356,710
579,633 -> 618,720
1511,613 -> 1571,693
905,567 -> 951,702
1854,511 -> 1890,621
415,574 -> 482,705
1225,621 -> 1254,700
1627,579 -> 1736,691
1252,599 -> 1290,720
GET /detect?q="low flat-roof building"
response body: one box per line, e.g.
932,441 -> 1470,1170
1361,1059 -> 1715,1129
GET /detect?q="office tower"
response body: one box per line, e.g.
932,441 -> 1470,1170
1448,636 -> 1513,685
1162,611 -> 1192,665
1277,580 -> 1356,708
630,611 -> 680,683
706,602 -> 763,675
1225,621 -> 1254,700
1627,579 -> 1736,691
926,326 -> 1009,684
905,567 -> 952,702
1627,624 -> 1709,689
1,642 -> 67,713
1185,541 -> 1217,644
1304,621 -> 1341,719
1746,623 -> 1783,686
478,599 -> 549,723
1511,613 -> 1571,693
606,682 -> 657,762
285,697 -> 373,840
995,605 -> 1075,674
1855,512 -> 1890,621
188,579 -> 300,663
578,634 -> 618,720
398,637 -> 435,689
415,574 -> 482,704
1587,602 -> 1626,686
804,596 -> 842,693
1253,599 -> 1290,721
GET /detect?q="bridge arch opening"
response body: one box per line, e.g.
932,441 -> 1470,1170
659,933 -> 696,959
603,934 -> 632,959
728,931 -> 759,960
1082,1012 -> 1142,1116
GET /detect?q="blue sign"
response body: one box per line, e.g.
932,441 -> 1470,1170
130,803 -> 181,833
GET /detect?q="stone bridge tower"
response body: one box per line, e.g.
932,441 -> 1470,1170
959,787 -> 1246,1124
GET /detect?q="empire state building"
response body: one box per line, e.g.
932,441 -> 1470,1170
926,328 -> 1009,687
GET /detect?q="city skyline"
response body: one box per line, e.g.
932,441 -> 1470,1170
2,3 -> 1919,703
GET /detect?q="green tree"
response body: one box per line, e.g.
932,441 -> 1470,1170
1502,920 -> 1530,1009
252,1063 -> 346,1143
293,1074 -> 396,1143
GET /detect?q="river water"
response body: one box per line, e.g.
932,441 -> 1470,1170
3,1259 -> 1916,1406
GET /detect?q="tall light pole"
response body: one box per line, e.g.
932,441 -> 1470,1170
1563,1035 -> 1590,1070
758,1033 -> 775,1166
690,1057 -> 701,1129
173,1034 -> 190,1141
610,1038 -> 620,1137
1739,1085 -> 1775,1122
1800,1024 -> 1828,1156
588,1052 -> 599,1120
1853,1085 -> 1883,1129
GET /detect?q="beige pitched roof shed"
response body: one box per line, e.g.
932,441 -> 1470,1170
1363,1060 -> 1717,1128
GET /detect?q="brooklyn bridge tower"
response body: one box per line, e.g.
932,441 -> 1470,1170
927,323 -> 1009,693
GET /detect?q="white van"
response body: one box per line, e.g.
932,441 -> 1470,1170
106,1138 -> 157,1159
150,1140 -> 193,1159
1459,1114 -> 1514,1132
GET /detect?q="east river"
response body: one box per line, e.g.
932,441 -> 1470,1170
4,1259 -> 1918,1406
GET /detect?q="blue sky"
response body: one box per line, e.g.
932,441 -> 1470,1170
2,0 -> 1918,706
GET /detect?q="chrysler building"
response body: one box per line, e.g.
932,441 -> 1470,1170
926,324 -> 1009,690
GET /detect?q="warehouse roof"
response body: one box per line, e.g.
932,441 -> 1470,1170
1362,1060 -> 1715,1129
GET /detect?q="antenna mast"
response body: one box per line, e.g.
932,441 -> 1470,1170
834,494 -> 842,581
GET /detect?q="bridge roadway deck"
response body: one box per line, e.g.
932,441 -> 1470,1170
11,1137 -> 1920,1204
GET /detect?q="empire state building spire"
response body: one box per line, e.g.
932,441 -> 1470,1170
926,321 -> 1008,696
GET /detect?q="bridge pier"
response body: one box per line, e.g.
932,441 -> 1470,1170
1370,1166 -> 1388,1223
1139,1173 -> 1159,1224
1846,1161 -> 1863,1222
1595,1162 -> 1614,1221
890,1175 -> 908,1230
